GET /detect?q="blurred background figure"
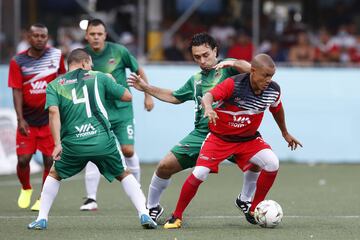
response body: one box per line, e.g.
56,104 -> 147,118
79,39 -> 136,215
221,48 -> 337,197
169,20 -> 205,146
164,33 -> 191,61
16,30 -> 30,53
314,28 -> 340,64
332,23 -> 357,64
227,30 -> 254,62
288,31 -> 314,66
349,35 -> 360,63
209,16 -> 236,58
267,39 -> 287,63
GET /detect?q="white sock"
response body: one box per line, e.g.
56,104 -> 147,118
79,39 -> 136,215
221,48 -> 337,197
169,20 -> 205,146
85,161 -> 100,200
240,170 -> 260,202
147,173 -> 171,209
125,152 -> 141,183
37,176 -> 60,221
121,174 -> 148,217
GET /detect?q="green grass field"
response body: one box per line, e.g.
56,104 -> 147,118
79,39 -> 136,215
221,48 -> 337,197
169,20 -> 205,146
0,163 -> 359,240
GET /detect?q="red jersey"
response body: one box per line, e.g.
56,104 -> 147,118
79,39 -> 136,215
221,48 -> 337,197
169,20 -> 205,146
8,47 -> 66,126
209,73 -> 282,140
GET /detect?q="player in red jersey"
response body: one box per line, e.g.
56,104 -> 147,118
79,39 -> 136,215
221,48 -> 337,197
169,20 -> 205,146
164,54 -> 302,229
8,23 -> 66,211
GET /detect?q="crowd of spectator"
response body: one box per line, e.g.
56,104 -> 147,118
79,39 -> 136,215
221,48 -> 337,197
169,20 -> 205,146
7,2 -> 360,67
163,19 -> 360,66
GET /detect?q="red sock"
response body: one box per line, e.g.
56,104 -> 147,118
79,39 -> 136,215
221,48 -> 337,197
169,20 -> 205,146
250,170 -> 278,212
173,174 -> 203,220
41,167 -> 51,190
16,163 -> 31,190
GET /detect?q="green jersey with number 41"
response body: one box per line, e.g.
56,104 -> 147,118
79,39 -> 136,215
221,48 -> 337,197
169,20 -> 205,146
45,69 -> 126,156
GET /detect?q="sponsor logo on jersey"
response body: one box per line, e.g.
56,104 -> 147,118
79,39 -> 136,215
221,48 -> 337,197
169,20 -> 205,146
75,123 -> 97,138
229,116 -> 251,128
82,73 -> 93,80
30,81 -> 47,94
108,58 -> 116,65
48,60 -> 56,69
21,66 -> 35,72
214,69 -> 222,80
59,78 -> 77,85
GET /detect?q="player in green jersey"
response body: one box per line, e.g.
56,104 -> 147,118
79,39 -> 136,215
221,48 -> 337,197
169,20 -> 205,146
80,19 -> 154,210
27,49 -> 157,230
127,33 -> 258,224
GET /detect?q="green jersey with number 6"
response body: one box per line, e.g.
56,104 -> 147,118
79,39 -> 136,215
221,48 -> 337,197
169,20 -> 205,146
85,42 -> 138,123
45,68 -> 126,156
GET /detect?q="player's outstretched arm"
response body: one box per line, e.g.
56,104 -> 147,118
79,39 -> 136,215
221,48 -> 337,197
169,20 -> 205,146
127,73 -> 181,104
272,105 -> 303,150
214,59 -> 251,73
202,92 -> 219,126
137,67 -> 155,111
49,106 -> 62,160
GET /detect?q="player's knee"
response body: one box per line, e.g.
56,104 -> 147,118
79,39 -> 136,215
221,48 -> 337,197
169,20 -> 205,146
156,152 -> 183,178
17,155 -> 31,167
48,167 -> 61,181
157,161 -> 178,178
121,146 -> 134,157
42,156 -> 53,169
192,166 -> 210,181
157,161 -> 172,176
250,149 -> 279,172
264,153 -> 279,172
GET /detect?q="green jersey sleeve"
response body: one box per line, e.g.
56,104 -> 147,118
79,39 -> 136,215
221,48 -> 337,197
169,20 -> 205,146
45,82 -> 59,110
172,76 -> 195,102
100,73 -> 126,100
117,45 -> 139,73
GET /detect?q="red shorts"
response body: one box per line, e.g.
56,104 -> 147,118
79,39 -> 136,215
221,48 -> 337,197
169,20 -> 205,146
196,133 -> 271,173
16,125 -> 54,156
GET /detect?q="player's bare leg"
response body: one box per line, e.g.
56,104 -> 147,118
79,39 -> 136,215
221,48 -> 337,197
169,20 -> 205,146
147,152 -> 183,221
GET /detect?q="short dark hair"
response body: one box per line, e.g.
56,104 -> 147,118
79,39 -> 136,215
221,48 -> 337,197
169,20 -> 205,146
188,32 -> 219,57
86,19 -> 106,31
67,48 -> 91,65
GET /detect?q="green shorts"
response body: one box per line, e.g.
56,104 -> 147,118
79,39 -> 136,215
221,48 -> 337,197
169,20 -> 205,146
171,130 -> 236,169
111,118 -> 135,145
109,104 -> 135,145
55,138 -> 125,182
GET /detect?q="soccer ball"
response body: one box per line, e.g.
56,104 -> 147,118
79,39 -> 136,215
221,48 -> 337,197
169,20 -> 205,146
254,200 -> 283,228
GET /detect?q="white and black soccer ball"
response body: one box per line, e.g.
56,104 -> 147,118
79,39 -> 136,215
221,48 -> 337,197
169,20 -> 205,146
254,200 -> 283,228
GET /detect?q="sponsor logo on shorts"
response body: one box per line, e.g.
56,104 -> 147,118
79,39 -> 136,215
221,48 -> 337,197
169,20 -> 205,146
75,123 -> 97,138
199,154 -> 216,161
30,81 -> 47,94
